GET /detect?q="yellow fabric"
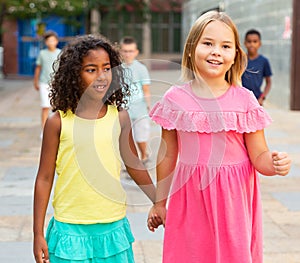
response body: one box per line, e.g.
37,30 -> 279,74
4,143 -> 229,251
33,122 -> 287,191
53,105 -> 127,224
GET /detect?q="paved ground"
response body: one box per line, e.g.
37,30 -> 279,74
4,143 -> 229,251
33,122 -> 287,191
0,69 -> 300,262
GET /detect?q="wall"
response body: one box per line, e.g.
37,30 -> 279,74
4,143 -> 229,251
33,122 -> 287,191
182,0 -> 293,109
2,19 -> 18,77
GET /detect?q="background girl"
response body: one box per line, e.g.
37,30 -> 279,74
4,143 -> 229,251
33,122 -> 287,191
147,11 -> 291,263
33,34 -> 155,263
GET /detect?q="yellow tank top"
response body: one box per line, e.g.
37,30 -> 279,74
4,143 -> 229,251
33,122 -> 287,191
53,105 -> 127,224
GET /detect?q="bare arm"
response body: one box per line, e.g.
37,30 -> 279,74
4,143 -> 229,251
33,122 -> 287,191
245,130 -> 290,176
33,112 -> 60,263
155,128 -> 178,205
142,84 -> 151,111
263,76 -> 272,97
33,65 -> 41,90
119,109 -> 156,202
148,128 -> 178,231
258,76 -> 271,105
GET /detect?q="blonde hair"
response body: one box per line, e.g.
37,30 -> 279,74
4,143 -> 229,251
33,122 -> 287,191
181,11 -> 247,86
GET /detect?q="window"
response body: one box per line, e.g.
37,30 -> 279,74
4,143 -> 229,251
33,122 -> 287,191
100,12 -> 144,51
151,11 -> 181,53
100,11 -> 182,53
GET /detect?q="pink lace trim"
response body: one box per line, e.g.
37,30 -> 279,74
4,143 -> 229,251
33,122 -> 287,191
150,102 -> 272,133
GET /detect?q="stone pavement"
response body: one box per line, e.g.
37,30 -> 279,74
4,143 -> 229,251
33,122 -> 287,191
0,69 -> 300,263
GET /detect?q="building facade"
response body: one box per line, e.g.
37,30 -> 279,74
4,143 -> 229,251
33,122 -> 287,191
2,0 -> 183,77
2,15 -> 84,77
182,0 -> 294,109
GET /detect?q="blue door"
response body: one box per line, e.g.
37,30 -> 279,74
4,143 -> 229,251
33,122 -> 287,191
18,16 -> 85,76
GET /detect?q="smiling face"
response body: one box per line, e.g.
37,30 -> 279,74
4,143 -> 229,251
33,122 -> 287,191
80,48 -> 112,101
194,20 -> 236,82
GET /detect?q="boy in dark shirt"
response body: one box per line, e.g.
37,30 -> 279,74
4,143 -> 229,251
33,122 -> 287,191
242,29 -> 272,106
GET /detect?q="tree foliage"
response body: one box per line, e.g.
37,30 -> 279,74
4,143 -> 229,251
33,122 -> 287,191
0,0 -> 180,44
0,0 -> 149,38
1,0 -> 150,20
3,0 -> 88,19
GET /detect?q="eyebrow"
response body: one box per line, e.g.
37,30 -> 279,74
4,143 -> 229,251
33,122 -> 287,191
82,62 -> 111,68
202,37 -> 234,44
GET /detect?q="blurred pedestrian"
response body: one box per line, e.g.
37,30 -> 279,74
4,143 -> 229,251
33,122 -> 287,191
33,30 -> 61,133
242,29 -> 272,106
120,36 -> 151,162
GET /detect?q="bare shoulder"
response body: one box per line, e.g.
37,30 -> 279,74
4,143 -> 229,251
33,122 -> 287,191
44,111 -> 61,134
47,111 -> 61,123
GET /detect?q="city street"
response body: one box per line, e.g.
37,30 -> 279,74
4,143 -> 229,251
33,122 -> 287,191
0,68 -> 300,262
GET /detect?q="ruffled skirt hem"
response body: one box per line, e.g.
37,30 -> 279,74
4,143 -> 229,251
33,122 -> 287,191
46,217 -> 135,262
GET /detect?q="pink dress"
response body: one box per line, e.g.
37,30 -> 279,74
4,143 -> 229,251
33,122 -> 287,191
149,83 -> 272,263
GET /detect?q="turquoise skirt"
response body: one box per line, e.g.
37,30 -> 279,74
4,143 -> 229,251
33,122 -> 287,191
46,217 -> 135,263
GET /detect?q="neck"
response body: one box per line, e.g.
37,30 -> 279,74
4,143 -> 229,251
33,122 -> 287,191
192,77 -> 230,98
248,53 -> 259,60
196,75 -> 228,89
124,60 -> 134,66
76,99 -> 107,119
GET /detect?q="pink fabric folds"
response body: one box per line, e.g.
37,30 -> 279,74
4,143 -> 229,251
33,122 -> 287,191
149,83 -> 270,263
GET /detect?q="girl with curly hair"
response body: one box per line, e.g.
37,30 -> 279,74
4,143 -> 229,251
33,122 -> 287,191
33,34 -> 156,263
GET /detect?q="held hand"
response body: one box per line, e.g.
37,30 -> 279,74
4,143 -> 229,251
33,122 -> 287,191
272,151 -> 291,176
147,204 -> 166,232
33,235 -> 50,263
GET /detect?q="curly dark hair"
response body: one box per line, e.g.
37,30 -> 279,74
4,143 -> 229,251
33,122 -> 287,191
50,34 -> 130,113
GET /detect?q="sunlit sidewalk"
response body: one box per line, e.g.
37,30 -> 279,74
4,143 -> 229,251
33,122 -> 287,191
0,74 -> 300,262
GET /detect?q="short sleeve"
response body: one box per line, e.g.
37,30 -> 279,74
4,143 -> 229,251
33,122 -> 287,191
242,88 -> 272,132
263,58 -> 272,77
149,88 -> 177,130
139,64 -> 151,85
36,51 -> 42,66
247,88 -> 262,110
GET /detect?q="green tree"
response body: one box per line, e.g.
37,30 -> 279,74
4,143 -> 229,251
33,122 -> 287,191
0,0 -> 153,45
0,0 -> 89,44
3,0 -> 87,19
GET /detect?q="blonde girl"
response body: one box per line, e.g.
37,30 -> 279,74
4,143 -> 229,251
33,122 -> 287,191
148,11 -> 290,263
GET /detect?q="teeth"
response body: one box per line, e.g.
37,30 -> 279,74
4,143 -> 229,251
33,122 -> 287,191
209,60 -> 221,65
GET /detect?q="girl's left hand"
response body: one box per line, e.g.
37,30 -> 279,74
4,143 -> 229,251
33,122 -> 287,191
147,204 -> 166,232
272,151 -> 291,176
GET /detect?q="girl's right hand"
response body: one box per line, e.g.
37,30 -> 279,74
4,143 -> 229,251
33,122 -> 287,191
147,204 -> 166,232
33,235 -> 50,263
272,151 -> 291,176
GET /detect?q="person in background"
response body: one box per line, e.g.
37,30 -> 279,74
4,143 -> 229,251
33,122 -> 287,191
33,35 -> 156,263
147,11 -> 290,263
33,30 -> 61,132
120,36 -> 151,162
242,29 -> 272,106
